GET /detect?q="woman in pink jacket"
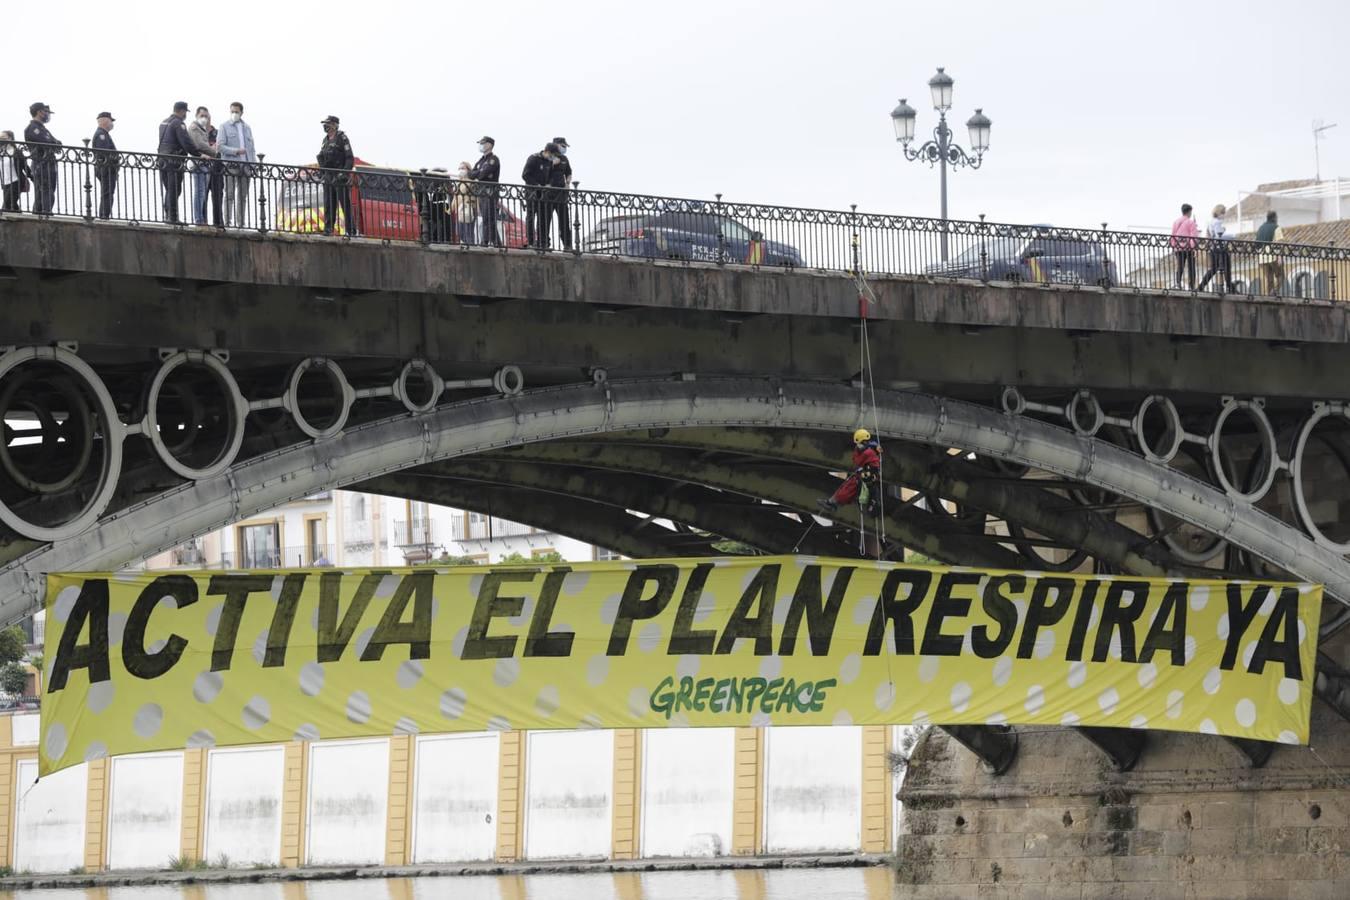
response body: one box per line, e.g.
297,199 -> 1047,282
1170,203 -> 1199,290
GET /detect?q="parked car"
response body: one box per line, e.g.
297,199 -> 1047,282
928,229 -> 1117,286
615,211 -> 803,267
582,214 -> 650,253
277,162 -> 527,247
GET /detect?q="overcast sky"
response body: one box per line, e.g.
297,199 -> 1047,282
13,0 -> 1348,231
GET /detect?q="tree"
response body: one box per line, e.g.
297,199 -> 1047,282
499,551 -> 564,564
415,554 -> 482,567
0,663 -> 28,698
0,626 -> 26,667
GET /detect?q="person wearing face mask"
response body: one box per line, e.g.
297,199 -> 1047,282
0,131 -> 32,213
217,102 -> 257,229
470,137 -> 500,247
547,137 -> 573,252
91,112 -> 119,219
316,115 -> 355,236
157,101 -> 203,224
23,102 -> 59,215
453,162 -> 477,245
521,143 -> 556,250
187,107 -> 223,227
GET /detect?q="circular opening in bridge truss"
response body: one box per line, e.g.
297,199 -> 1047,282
493,365 -> 525,396
999,386 -> 1026,417
1133,395 -> 1183,464
1292,405 -> 1350,552
0,347 -> 124,541
144,352 -> 248,480
395,360 -> 443,414
1208,400 -> 1278,503
1146,444 -> 1227,564
286,358 -> 354,440
1067,391 -> 1104,437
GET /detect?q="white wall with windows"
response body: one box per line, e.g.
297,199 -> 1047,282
107,752 -> 184,870
203,745 -> 286,866
305,739 -> 389,866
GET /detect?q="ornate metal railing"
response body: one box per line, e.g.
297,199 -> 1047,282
1,140 -> 1346,300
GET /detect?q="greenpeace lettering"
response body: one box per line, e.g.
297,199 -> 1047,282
41,559 -> 1323,774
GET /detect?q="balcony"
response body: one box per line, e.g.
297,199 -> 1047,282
218,544 -> 335,569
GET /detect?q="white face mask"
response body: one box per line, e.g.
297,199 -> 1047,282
230,113 -> 242,123
197,116 -> 209,127
478,144 -> 490,154
458,169 -> 470,178
558,146 -> 567,156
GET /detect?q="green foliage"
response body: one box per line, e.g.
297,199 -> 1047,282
416,553 -> 482,567
711,539 -> 761,556
0,626 -> 26,667
66,866 -> 86,876
904,552 -> 940,566
499,550 -> 564,564
167,855 -> 209,871
0,662 -> 28,697
0,865 -> 11,877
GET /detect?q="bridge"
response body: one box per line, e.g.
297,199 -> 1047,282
5,144 -> 1350,893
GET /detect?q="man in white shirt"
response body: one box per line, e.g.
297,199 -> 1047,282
217,101 -> 257,228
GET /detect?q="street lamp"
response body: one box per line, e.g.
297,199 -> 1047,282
890,67 -> 992,261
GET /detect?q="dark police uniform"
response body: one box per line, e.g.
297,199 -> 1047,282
470,141 -> 500,246
317,120 -> 355,236
521,150 -> 552,249
157,113 -> 201,224
547,150 -> 574,252
23,114 -> 59,216
91,121 -> 118,219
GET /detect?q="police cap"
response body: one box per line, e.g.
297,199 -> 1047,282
29,102 -> 51,117
173,101 -> 190,112
552,137 -> 568,148
321,115 -> 340,126
478,136 -> 495,145
97,112 -> 115,121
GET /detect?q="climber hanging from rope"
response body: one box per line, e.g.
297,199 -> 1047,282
817,428 -> 882,517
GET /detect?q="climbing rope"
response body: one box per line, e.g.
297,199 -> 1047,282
849,232 -> 887,561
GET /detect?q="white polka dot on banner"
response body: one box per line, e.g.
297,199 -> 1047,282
1060,711 -> 1081,727
87,681 -> 115,714
1278,678 -> 1300,705
43,723 -> 68,760
669,713 -> 691,728
193,670 -> 223,704
185,730 -> 215,749
1165,690 -> 1184,720
1217,614 -> 1229,640
1129,715 -> 1148,730
487,716 -> 511,731
875,681 -> 896,711
394,717 -> 419,735
508,595 -> 535,628
677,656 -> 700,679
294,724 -> 320,742
1034,629 -> 1057,660
440,687 -> 467,720
833,710 -> 854,727
950,682 -> 972,714
83,742 -> 108,762
628,686 -> 649,718
205,604 -> 224,636
375,573 -> 400,598
1108,632 -> 1122,660
133,703 -> 163,738
1258,590 -> 1277,618
1098,687 -> 1119,714
693,591 -> 716,624
918,656 -> 940,684
1203,667 -> 1223,695
1199,719 -> 1218,735
251,629 -> 269,665
586,655 -> 610,686
992,657 -> 1013,687
52,586 -> 81,623
1235,699 -> 1257,728
600,594 -> 623,625
851,595 -> 877,626
309,607 -> 320,632
494,657 -> 520,687
839,654 -> 861,685
242,696 -> 270,730
1184,636 -> 1197,664
1189,586 -> 1210,611
1025,685 -> 1045,715
452,627 -> 469,658
107,613 -> 127,648
466,574 -> 485,598
759,656 -> 783,680
354,627 -> 375,659
912,711 -> 931,728
1241,641 -> 1257,669
1137,663 -> 1157,690
1067,661 -> 1087,689
579,713 -> 603,729
397,659 -> 424,690
986,712 -> 1008,726
270,575 -> 285,601
535,686 -> 561,718
751,711 -> 772,727
299,663 -> 325,697
562,572 -> 590,596
346,690 -> 372,724
638,622 -> 663,653
1298,621 -> 1307,646
773,598 -> 790,627
1278,731 -> 1299,745
1088,603 -> 1100,631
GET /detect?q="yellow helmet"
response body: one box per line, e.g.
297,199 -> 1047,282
853,428 -> 872,443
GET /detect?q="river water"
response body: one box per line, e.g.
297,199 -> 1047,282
0,867 -> 897,900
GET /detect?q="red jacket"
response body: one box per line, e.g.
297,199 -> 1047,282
852,445 -> 881,472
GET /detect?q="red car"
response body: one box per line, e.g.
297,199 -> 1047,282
277,159 -> 527,246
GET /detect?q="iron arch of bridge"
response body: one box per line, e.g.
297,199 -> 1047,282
4,376 -> 1350,631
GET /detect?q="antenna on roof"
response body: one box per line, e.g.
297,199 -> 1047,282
1313,119 -> 1338,182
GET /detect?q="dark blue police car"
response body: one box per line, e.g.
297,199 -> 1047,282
928,230 -> 1117,287
612,211 -> 803,267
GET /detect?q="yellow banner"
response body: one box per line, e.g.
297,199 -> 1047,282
41,558 -> 1322,774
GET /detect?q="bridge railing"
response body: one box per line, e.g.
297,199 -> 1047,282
1,140 -> 1346,300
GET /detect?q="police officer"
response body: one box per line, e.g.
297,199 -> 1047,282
317,115 -> 355,237
470,136 -> 500,247
91,112 -> 118,219
521,143 -> 556,249
548,137 -> 573,251
157,101 -> 201,224
23,102 -> 59,216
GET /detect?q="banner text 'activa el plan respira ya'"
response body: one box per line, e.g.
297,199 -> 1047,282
40,557 -> 1321,774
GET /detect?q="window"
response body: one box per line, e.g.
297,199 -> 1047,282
593,546 -> 623,561
1294,272 -> 1310,299
237,522 -> 280,568
1315,272 -> 1331,300
350,494 -> 367,521
305,517 -> 327,564
530,547 -> 559,560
